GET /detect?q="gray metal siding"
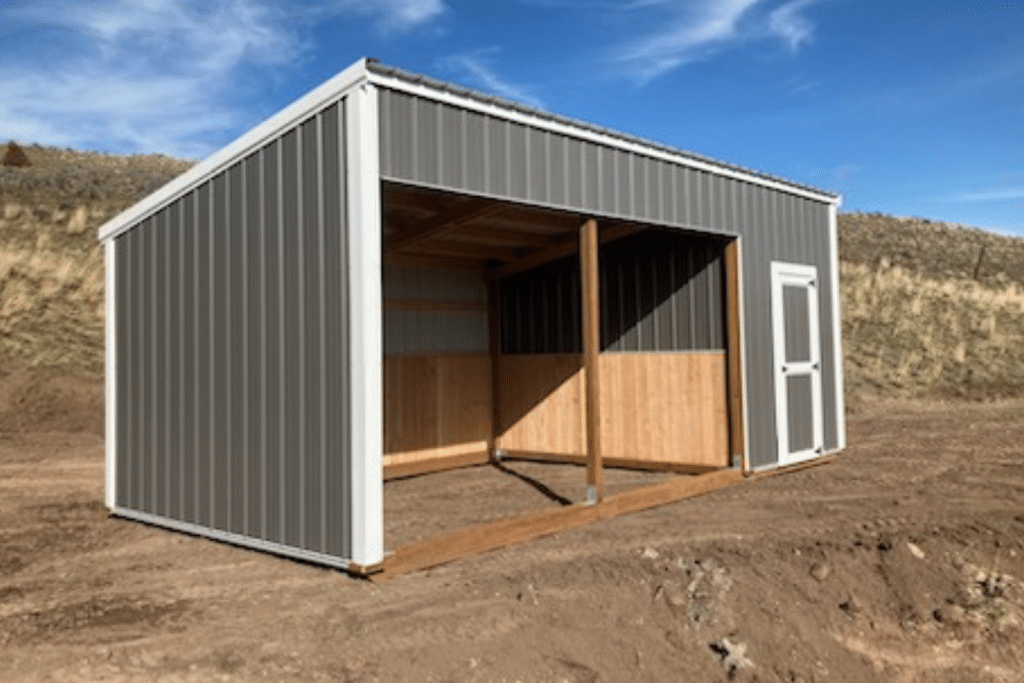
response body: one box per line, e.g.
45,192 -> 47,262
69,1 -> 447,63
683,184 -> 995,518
114,99 -> 353,560
379,88 -> 840,465
383,264 -> 488,355
500,230 -> 726,354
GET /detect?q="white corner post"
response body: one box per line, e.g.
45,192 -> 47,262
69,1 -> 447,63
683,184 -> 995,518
732,238 -> 752,475
346,80 -> 384,566
104,239 -> 117,510
828,202 -> 847,450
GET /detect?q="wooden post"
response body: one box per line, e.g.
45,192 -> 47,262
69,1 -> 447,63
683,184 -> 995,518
724,239 -> 747,473
487,281 -> 503,460
580,218 -> 603,503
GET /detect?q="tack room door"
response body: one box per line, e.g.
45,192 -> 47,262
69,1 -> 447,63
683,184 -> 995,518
770,262 -> 824,466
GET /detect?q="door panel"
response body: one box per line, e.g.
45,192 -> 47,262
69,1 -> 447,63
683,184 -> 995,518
782,285 -> 811,363
771,262 -> 823,465
785,374 -> 815,454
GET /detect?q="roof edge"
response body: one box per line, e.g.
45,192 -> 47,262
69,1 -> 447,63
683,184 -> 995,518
98,58 -> 371,242
366,59 -> 840,205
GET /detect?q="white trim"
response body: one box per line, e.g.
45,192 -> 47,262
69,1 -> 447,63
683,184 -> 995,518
346,83 -> 385,566
734,238 -> 752,475
97,59 -> 370,243
369,72 -> 840,206
113,507 -> 354,571
770,261 -> 824,466
104,240 -> 117,510
828,204 -> 847,450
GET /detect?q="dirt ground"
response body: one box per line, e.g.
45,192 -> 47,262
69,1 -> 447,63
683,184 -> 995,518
1,398 -> 1023,683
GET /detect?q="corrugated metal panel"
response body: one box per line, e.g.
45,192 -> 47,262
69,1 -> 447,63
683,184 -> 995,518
262,140 -> 283,543
440,105 -> 464,190
383,264 -> 488,354
211,173 -> 229,532
501,230 -> 726,354
195,183 -> 212,525
180,192 -> 197,524
166,204 -> 182,522
369,61 -> 838,202
114,100 -> 352,560
228,162 -> 245,536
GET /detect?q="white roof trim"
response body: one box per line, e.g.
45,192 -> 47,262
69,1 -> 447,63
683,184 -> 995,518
367,66 -> 840,206
98,59 -> 370,242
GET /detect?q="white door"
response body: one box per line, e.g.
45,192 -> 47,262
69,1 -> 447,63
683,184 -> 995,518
770,262 -> 824,466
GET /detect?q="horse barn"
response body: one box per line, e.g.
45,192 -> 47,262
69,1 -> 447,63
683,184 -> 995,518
98,58 -> 845,579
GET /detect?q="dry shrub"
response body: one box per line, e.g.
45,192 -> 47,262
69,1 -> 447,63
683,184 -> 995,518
3,141 -> 31,167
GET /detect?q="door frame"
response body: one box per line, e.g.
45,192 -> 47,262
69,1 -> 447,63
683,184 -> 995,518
770,261 -> 824,466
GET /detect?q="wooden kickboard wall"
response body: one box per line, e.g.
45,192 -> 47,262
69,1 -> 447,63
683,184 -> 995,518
497,352 -> 729,469
383,354 -> 492,468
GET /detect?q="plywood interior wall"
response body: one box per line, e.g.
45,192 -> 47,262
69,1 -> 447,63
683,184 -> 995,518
599,353 -> 728,468
497,354 -> 586,456
497,352 -> 729,468
382,354 -> 491,467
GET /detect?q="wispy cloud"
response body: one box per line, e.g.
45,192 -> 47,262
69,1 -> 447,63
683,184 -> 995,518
940,188 -> 1024,203
768,0 -> 817,50
0,0 -> 446,158
611,0 -> 822,84
438,50 -> 546,109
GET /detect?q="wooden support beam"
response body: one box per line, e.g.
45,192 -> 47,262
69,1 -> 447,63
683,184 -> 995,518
384,252 -> 488,272
387,202 -> 505,252
484,223 -> 640,282
488,281 -> 503,458
599,469 -> 742,517
383,451 -> 491,481
383,299 -> 487,312
580,218 -> 603,504
451,226 -> 567,249
366,468 -> 743,580
502,450 -> 719,475
412,240 -> 523,262
724,239 -> 747,472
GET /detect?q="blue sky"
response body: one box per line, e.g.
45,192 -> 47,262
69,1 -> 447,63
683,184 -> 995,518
1,1 -> 1021,234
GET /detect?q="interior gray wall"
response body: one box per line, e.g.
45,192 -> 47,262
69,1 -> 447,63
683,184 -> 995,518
383,264 -> 488,355
499,229 -> 727,355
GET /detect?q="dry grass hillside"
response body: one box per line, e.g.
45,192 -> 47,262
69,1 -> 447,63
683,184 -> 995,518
1,144 -> 1023,422
0,146 -> 193,374
0,146 -> 192,432
840,212 -> 1024,402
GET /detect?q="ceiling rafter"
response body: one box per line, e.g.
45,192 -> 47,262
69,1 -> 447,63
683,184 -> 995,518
386,201 -> 506,253
485,223 -> 643,282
